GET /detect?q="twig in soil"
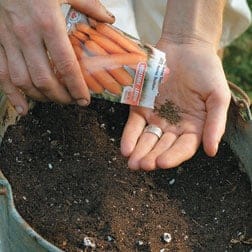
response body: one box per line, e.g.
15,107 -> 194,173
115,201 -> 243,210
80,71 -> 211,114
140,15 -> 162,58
230,229 -> 252,246
223,185 -> 238,195
61,128 -> 66,143
230,237 -> 252,245
192,218 -> 204,228
114,179 -> 128,184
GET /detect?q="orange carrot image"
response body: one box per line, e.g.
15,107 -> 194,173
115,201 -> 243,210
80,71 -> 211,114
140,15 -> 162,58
95,23 -> 146,56
89,34 -> 126,54
85,40 -> 112,56
72,30 -> 88,43
85,40 -> 133,85
95,71 -> 122,95
80,67 -> 104,94
75,48 -> 122,95
108,68 -> 133,86
71,43 -> 104,93
80,58 -> 122,95
71,43 -> 84,60
75,23 -> 99,36
83,53 -> 147,71
69,34 -> 82,47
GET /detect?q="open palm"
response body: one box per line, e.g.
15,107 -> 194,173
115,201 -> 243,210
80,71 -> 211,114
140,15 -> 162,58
121,41 -> 231,171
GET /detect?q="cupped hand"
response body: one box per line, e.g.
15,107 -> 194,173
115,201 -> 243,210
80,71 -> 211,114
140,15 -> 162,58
0,0 -> 114,115
121,39 -> 231,171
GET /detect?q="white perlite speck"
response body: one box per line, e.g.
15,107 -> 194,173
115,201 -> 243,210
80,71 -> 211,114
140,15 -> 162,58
83,236 -> 96,248
163,232 -> 172,243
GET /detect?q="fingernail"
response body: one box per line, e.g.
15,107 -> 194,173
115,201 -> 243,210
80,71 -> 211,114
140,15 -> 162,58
15,106 -> 24,114
77,98 -> 90,106
106,10 -> 115,19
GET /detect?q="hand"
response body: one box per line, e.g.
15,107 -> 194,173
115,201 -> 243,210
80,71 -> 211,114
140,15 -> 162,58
120,39 -> 231,171
0,0 -> 114,115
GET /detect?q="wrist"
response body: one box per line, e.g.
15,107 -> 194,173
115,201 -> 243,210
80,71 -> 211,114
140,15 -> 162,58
157,35 -> 218,55
160,32 -> 216,48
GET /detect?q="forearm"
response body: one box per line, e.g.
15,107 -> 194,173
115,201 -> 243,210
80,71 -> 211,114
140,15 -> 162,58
161,0 -> 226,49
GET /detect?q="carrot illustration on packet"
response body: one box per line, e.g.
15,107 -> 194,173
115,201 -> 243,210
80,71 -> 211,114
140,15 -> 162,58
95,22 -> 146,56
85,40 -> 133,86
72,30 -> 88,43
71,41 -> 122,95
71,43 -> 104,94
65,7 -> 168,108
82,53 -> 147,71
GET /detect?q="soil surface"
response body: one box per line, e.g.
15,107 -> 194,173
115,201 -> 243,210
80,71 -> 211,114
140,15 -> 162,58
0,100 -> 251,252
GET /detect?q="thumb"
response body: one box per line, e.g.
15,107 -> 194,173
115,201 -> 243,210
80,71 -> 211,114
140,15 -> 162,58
66,0 -> 115,24
203,90 -> 231,157
1,83 -> 29,116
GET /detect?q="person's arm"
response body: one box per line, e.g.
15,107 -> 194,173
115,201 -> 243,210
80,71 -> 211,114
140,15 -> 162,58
121,0 -> 231,170
160,0 -> 229,157
162,0 -> 226,48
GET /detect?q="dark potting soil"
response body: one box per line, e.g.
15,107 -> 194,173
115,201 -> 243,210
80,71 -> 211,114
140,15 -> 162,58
0,100 -> 251,252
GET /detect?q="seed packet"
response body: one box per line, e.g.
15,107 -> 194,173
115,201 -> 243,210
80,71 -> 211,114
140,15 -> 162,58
62,5 -> 169,109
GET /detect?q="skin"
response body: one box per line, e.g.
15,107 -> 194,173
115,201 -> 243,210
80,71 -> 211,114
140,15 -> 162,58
0,0 -> 114,115
120,0 -> 231,171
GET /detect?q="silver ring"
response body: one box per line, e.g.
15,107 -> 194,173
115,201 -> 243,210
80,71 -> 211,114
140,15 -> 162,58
144,124 -> 163,139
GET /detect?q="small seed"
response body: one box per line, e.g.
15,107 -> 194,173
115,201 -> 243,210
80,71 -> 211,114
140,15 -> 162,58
155,99 -> 182,125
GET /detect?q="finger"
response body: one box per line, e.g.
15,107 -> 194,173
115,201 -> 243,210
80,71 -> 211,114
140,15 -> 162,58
67,0 -> 115,24
140,132 -> 178,171
17,33 -> 73,104
1,29 -> 47,101
128,130 -> 162,170
0,45 -> 28,115
203,90 -> 231,157
157,133 -> 201,169
120,108 -> 146,157
43,8 -> 90,106
1,82 -> 28,115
